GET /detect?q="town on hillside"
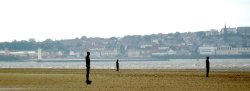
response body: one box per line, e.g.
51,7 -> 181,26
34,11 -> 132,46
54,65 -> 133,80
0,25 -> 250,60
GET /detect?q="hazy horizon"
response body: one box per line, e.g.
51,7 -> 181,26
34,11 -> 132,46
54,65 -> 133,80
0,30 -> 230,42
1,0 -> 250,42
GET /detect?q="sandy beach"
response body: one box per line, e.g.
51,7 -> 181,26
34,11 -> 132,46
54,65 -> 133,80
0,68 -> 249,91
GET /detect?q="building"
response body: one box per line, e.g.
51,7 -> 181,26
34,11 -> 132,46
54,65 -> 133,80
199,47 -> 216,55
216,46 -> 235,55
56,51 -> 63,57
216,46 -> 250,55
152,39 -> 159,44
151,49 -> 176,56
9,51 -> 36,56
101,50 -> 118,58
206,29 -> 219,36
158,47 -> 170,50
167,49 -> 177,55
91,52 -> 101,57
221,27 -> 237,34
127,50 -> 141,57
69,50 -> 75,56
0,51 -> 6,55
140,44 -> 153,49
237,27 -> 250,35
151,52 -> 168,56
38,48 -> 42,60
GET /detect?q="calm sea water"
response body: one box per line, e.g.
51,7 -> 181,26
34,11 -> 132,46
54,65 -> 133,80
0,59 -> 250,71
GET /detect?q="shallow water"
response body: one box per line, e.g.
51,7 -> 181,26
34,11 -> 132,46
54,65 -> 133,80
0,59 -> 249,71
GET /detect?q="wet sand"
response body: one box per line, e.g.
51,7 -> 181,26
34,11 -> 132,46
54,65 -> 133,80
0,68 -> 249,91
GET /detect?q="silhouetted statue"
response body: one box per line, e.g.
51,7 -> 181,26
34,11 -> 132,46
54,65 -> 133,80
116,59 -> 119,71
206,56 -> 210,77
85,52 -> 92,84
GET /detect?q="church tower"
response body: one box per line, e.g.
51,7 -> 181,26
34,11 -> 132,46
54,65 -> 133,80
223,24 -> 228,41
224,24 -> 227,35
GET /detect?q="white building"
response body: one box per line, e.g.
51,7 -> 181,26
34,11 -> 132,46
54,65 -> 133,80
9,51 -> 36,56
38,48 -> 42,60
101,50 -> 118,57
152,53 -> 168,56
56,51 -> 63,56
199,47 -> 216,55
158,47 -> 169,50
152,39 -> 159,44
167,49 -> 177,55
151,49 -> 176,56
90,48 -> 104,51
0,51 -> 5,55
127,50 -> 140,57
91,52 -> 101,57
216,46 -> 250,55
221,27 -> 237,34
206,29 -> 219,36
140,45 -> 153,49
69,50 -> 75,56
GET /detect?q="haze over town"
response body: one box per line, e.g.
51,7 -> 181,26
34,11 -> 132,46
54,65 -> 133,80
0,0 -> 250,42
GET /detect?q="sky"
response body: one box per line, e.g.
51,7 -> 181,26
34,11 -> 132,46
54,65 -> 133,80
0,0 -> 249,42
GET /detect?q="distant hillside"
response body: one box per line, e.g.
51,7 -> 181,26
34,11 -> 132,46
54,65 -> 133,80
0,30 -> 249,58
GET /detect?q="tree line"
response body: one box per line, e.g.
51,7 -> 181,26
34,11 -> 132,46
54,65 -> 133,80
0,38 -> 66,51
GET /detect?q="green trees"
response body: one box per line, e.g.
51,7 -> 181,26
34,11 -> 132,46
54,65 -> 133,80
0,38 -> 66,51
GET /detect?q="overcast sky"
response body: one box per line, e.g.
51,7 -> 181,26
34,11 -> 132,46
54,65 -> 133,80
0,0 -> 249,42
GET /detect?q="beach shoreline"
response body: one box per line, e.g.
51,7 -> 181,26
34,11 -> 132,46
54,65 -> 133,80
0,68 -> 249,91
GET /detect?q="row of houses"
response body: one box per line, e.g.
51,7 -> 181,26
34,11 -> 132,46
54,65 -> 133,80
89,46 -> 250,58
1,46 -> 250,59
0,50 -> 37,57
199,46 -> 250,55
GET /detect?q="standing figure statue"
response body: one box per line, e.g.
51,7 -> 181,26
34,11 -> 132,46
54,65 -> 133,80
116,59 -> 119,71
85,52 -> 92,84
206,56 -> 210,77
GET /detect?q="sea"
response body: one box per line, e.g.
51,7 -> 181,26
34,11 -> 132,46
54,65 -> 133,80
0,59 -> 250,71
